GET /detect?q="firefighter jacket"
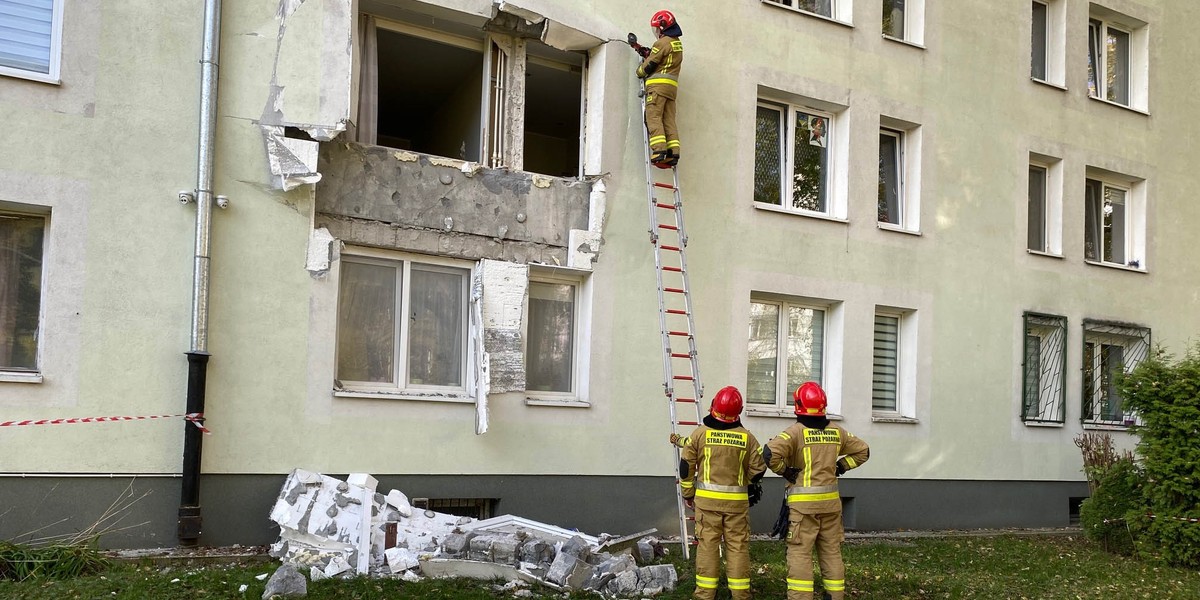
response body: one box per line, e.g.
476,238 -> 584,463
679,416 -> 768,513
765,421 -> 869,515
636,35 -> 683,99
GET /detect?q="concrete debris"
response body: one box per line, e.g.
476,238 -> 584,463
268,469 -> 675,595
262,563 -> 307,599
263,126 -> 321,191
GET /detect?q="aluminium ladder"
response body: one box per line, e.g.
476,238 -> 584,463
638,84 -> 705,561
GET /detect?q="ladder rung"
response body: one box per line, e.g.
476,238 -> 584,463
653,182 -> 677,190
666,309 -> 688,315
670,352 -> 691,358
675,398 -> 697,403
663,266 -> 683,272
678,420 -> 698,426
674,375 -> 695,381
658,224 -> 678,231
668,331 -> 691,337
660,245 -> 681,252
656,202 -> 677,210
663,287 -> 685,294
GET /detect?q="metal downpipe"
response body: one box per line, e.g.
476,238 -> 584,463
179,0 -> 222,547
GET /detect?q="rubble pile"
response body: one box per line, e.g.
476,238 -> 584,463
266,469 -> 676,597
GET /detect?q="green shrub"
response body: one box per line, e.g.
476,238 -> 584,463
1079,457 -> 1143,556
0,540 -> 109,581
1117,344 -> 1200,567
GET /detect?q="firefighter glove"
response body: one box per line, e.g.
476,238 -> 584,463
748,481 -> 763,507
770,499 -> 789,539
782,466 -> 801,484
836,461 -> 847,477
637,46 -> 651,58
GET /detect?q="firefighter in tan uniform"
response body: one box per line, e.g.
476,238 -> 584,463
764,382 -> 870,600
669,386 -> 766,599
636,10 -> 684,167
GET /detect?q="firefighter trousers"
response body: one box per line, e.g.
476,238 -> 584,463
785,511 -> 846,600
644,88 -> 679,158
693,506 -> 751,600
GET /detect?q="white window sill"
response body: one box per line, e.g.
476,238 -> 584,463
1027,249 -> 1064,259
1031,78 -> 1068,92
1087,96 -> 1150,116
754,202 -> 848,224
1084,259 -> 1147,274
1082,422 -> 1134,432
883,35 -> 925,50
746,406 -> 842,420
525,398 -> 591,408
1022,420 -> 1065,428
877,222 -> 922,236
871,414 -> 919,424
334,389 -> 474,403
0,371 -> 43,384
0,67 -> 61,85
760,1 -> 853,28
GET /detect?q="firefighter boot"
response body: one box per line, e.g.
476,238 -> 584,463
665,149 -> 680,166
650,150 -> 671,169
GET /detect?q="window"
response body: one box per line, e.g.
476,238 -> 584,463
883,0 -> 924,44
1084,173 -> 1145,269
525,277 -> 578,396
1028,154 -> 1063,255
755,99 -> 843,217
747,298 -> 828,409
872,308 -> 916,419
1082,320 -> 1149,426
364,16 -> 586,177
336,254 -> 470,393
1031,1 -> 1065,85
877,117 -> 921,231
1087,7 -> 1147,110
1022,313 -> 1066,424
0,0 -> 63,83
0,212 -> 45,372
762,0 -> 850,22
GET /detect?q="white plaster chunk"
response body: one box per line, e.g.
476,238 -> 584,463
392,150 -> 420,162
385,547 -> 420,572
495,0 -> 619,50
269,0 -> 352,137
568,230 -> 601,270
531,175 -> 553,189
263,126 -> 322,191
305,227 -> 335,277
428,156 -> 467,169
587,178 -> 606,233
385,490 -> 413,517
470,270 -> 490,435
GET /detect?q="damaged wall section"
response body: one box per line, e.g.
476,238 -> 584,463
315,142 -> 591,265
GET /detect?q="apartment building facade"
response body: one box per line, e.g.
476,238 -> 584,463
1,0 -> 1197,547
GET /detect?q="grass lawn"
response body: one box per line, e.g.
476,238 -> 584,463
3,534 -> 1199,599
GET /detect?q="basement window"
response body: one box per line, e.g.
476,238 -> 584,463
411,497 -> 497,520
361,15 -> 587,178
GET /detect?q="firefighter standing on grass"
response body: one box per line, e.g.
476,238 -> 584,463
636,10 -> 684,167
764,382 -> 870,600
669,386 -> 766,600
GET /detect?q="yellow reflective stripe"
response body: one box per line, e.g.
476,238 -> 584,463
788,491 -> 841,503
646,78 -> 678,87
666,141 -> 681,149
702,447 -> 711,483
803,447 -> 812,487
738,450 -> 746,485
778,432 -> 791,440
696,575 -> 719,589
728,577 -> 750,590
679,481 -> 694,488
649,136 -> 667,143
696,489 -> 749,501
845,456 -> 857,469
824,579 -> 846,591
787,578 -> 814,591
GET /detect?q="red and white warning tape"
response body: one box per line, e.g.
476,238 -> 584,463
1,412 -> 211,434
1101,513 -> 1200,525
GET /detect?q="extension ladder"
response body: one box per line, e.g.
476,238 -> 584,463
639,85 -> 705,561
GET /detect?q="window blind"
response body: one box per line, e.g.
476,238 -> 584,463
872,315 -> 900,411
0,0 -> 55,74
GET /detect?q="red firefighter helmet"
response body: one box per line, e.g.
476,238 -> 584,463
650,10 -> 675,29
794,382 -> 827,416
710,386 -> 743,423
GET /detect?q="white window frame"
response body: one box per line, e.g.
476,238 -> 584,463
877,116 -> 922,233
1030,0 -> 1066,87
745,294 -> 844,417
754,97 -> 847,220
0,207 -> 48,382
1027,154 -> 1063,256
524,269 -> 591,404
872,307 -> 917,420
0,0 -> 64,84
882,0 -> 925,46
1086,6 -> 1148,111
334,249 -> 472,398
761,0 -> 853,25
1083,170 -> 1146,270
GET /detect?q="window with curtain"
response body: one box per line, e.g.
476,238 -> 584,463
1031,1 -> 1048,80
883,0 -> 906,39
754,100 -> 833,214
1028,165 -> 1047,252
1087,15 -> 1137,107
526,280 -> 576,394
871,314 -> 900,412
0,0 -> 60,79
1084,178 -> 1130,266
747,298 -> 826,408
0,213 -> 45,371
336,255 -> 469,392
878,129 -> 903,225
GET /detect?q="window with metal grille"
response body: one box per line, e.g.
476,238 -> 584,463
1081,320 -> 1150,427
411,497 -> 496,520
1021,313 -> 1066,424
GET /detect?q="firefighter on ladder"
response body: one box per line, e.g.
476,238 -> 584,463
669,386 -> 766,600
636,10 -> 684,167
764,382 -> 870,600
